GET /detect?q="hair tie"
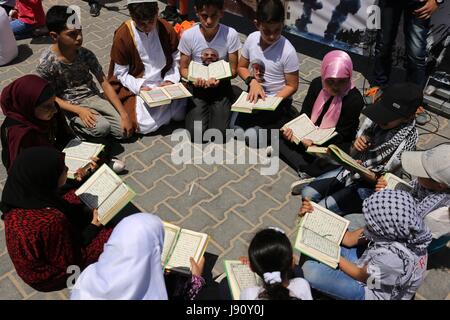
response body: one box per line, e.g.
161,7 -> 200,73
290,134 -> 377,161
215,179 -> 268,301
268,226 -> 285,234
263,271 -> 282,284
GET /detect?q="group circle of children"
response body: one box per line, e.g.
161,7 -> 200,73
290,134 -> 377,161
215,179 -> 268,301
0,0 -> 449,300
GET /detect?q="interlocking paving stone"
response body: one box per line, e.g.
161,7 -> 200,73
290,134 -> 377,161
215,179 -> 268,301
233,191 -> 281,225
200,187 -> 247,221
0,276 -> 23,300
133,180 -> 179,213
179,208 -> 219,233
204,212 -> 252,249
165,186 -> 212,218
133,159 -> 176,189
9,271 -> 35,298
0,0 -> 448,300
0,253 -> 14,278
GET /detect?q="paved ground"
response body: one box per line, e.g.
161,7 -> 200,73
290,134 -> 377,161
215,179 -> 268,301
0,0 -> 449,300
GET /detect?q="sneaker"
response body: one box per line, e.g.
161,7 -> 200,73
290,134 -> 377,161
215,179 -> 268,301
89,2 -> 101,17
109,158 -> 126,174
291,173 -> 315,195
363,86 -> 383,105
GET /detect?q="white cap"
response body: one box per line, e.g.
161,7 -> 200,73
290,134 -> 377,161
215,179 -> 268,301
401,143 -> 450,186
127,0 -> 157,5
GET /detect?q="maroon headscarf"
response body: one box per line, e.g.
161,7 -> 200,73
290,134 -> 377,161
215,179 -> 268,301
0,75 -> 70,170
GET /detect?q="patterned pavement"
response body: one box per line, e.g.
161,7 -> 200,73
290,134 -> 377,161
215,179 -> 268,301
0,0 -> 448,300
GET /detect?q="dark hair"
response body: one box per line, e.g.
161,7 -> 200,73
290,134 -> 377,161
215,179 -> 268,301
128,2 -> 159,21
46,5 -> 79,33
194,0 -> 224,11
256,0 -> 285,23
248,228 -> 297,300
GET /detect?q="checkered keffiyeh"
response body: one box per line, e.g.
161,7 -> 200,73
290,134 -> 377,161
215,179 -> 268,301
363,189 -> 432,255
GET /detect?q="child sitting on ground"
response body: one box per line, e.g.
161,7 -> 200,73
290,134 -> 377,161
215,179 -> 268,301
300,190 -> 431,300
237,227 -> 313,300
37,5 -> 133,141
299,82 -> 421,215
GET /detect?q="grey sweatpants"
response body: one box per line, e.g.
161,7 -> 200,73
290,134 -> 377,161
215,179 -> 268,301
69,95 -> 125,140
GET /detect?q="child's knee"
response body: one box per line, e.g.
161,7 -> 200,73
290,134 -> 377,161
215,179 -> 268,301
92,117 -> 111,137
302,260 -> 322,285
301,186 -> 321,202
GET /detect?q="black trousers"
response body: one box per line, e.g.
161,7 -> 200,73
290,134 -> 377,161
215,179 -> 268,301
185,81 -> 234,141
279,138 -> 340,177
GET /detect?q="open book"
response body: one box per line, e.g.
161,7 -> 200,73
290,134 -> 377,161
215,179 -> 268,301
224,260 -> 263,300
307,144 -> 377,182
294,202 -> 350,269
140,83 -> 192,108
75,164 -> 135,225
282,114 -> 337,145
161,222 -> 210,274
231,92 -> 283,113
62,139 -> 104,179
383,173 -> 413,192
188,60 -> 232,81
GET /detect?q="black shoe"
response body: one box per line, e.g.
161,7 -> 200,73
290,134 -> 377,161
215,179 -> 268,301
89,2 -> 101,17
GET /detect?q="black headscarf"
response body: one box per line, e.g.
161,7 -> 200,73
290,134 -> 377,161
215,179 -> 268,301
0,146 -> 68,217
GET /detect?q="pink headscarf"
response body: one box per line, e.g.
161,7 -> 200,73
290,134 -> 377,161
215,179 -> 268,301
310,50 -> 354,129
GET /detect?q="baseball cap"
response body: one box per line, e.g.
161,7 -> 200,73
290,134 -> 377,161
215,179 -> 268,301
401,143 -> 450,186
127,0 -> 156,5
362,83 -> 423,124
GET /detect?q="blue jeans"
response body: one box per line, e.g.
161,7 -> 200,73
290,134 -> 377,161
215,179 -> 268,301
302,247 -> 366,300
10,19 -> 35,40
373,0 -> 430,88
301,167 -> 371,215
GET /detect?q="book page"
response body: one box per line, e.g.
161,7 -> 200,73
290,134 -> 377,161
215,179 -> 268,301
329,145 -> 374,177
77,168 -> 122,209
232,92 -> 281,110
225,261 -> 262,299
299,228 -> 340,261
162,83 -> 191,99
283,114 -> 316,140
97,183 -> 129,221
301,204 -> 349,243
63,140 -> 103,160
162,224 -> 180,266
65,157 -> 90,177
208,60 -> 230,79
384,174 -> 412,192
141,88 -> 171,104
304,128 -> 336,144
190,62 -> 209,80
166,230 -> 207,269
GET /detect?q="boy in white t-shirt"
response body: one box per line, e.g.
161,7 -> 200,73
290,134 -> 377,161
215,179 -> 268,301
178,0 -> 241,140
233,0 -> 299,132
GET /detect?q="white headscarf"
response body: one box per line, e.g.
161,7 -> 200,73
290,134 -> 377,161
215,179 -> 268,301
70,213 -> 168,300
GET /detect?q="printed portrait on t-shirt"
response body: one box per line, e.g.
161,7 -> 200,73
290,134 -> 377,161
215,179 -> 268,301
250,59 -> 266,83
201,48 -> 219,66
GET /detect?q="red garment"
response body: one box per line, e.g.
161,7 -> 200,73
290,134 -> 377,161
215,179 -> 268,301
3,192 -> 112,292
15,0 -> 45,26
0,75 -> 73,170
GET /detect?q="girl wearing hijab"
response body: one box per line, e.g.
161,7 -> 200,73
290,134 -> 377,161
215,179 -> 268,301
0,74 -> 74,171
300,189 -> 431,300
280,50 -> 364,180
71,213 -> 207,300
0,146 -> 112,292
70,213 -> 168,300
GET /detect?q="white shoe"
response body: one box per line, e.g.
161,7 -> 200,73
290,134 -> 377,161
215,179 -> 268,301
290,177 -> 315,195
109,158 -> 126,174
